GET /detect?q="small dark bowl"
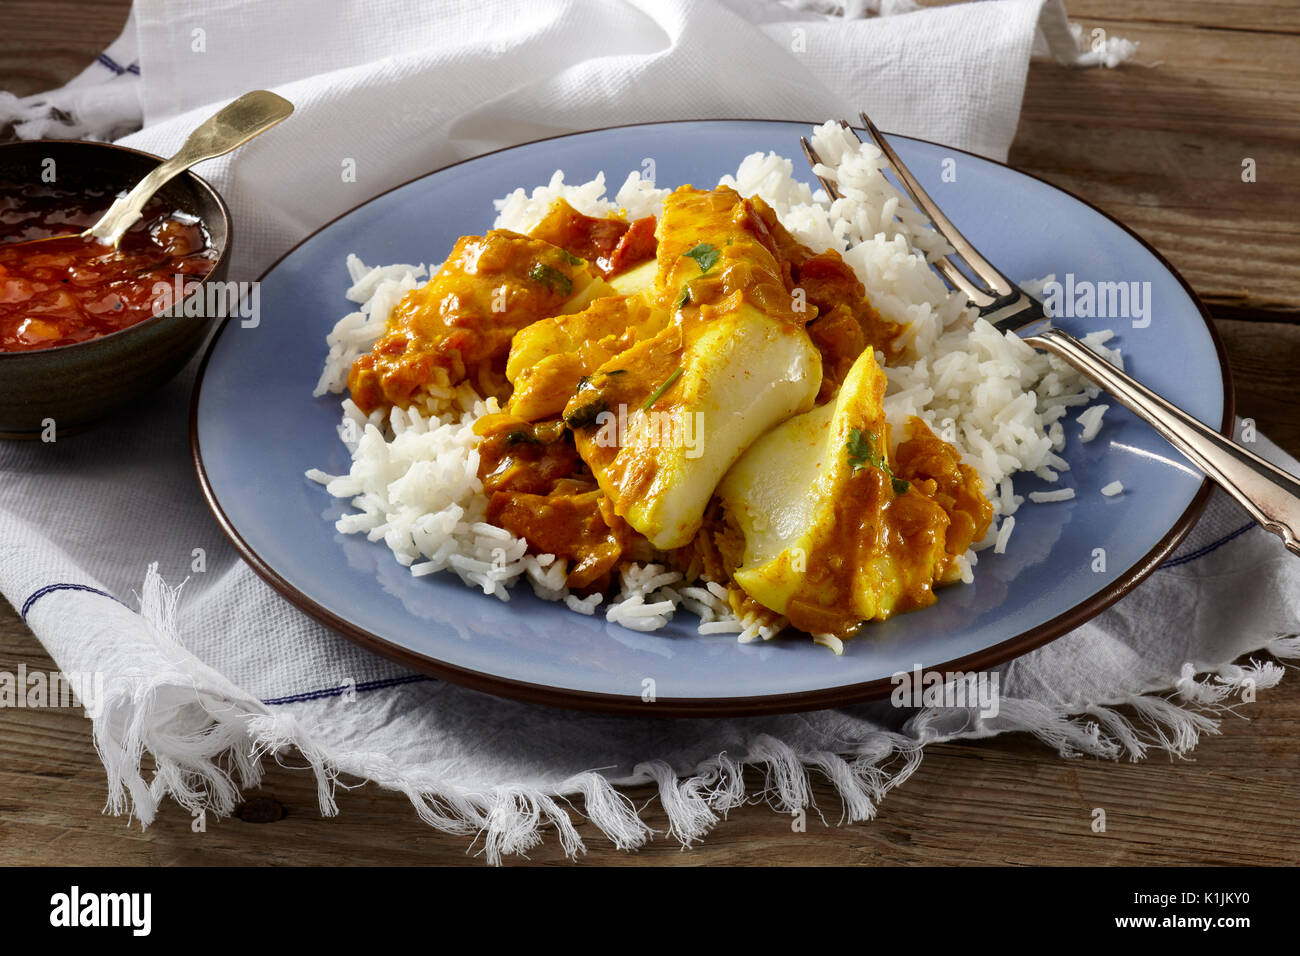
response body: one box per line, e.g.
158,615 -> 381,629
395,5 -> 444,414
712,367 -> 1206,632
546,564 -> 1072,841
0,140 -> 231,439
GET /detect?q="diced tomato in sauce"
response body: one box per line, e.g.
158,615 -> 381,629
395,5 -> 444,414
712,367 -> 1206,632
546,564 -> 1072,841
527,199 -> 657,277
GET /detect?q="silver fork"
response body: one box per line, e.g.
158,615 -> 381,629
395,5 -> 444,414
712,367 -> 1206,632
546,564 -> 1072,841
801,113 -> 1300,556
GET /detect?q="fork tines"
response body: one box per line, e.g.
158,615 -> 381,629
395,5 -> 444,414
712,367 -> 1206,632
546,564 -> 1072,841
799,136 -> 842,203
805,114 -> 1019,310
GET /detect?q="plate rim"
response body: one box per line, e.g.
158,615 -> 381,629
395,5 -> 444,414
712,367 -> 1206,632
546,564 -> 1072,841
189,118 -> 1235,718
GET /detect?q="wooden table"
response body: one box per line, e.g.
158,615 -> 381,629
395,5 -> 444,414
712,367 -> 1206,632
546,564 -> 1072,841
2,0 -> 1297,866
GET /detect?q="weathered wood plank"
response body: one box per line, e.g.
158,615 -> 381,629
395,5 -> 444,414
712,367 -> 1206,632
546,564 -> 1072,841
1216,318 -> 1300,454
1068,0 -> 1300,34
1012,24 -> 1300,319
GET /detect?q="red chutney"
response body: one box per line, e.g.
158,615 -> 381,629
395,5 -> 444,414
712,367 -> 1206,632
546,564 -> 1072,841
0,184 -> 216,352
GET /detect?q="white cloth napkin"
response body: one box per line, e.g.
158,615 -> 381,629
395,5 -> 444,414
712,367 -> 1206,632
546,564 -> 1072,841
5,0 -> 1292,864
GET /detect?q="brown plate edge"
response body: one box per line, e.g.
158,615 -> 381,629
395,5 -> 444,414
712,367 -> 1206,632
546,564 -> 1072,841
188,119 -> 1235,719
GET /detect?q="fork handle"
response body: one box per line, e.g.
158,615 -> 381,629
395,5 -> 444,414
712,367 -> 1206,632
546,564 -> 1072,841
1025,328 -> 1300,556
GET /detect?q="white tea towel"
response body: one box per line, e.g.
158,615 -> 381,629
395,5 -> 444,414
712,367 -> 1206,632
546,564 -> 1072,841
2,0 -> 1132,273
5,0 -> 1290,866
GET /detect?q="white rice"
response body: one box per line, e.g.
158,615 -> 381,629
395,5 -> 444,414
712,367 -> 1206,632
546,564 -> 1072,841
492,169 -> 669,231
563,593 -> 604,616
1101,480 -> 1125,497
1077,403 -> 1109,442
993,515 -> 1016,555
812,634 -> 845,656
309,122 -> 1114,640
1028,488 -> 1077,504
311,255 -> 430,397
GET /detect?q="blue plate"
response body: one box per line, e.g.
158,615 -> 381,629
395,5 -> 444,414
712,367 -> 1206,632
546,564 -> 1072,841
191,120 -> 1229,716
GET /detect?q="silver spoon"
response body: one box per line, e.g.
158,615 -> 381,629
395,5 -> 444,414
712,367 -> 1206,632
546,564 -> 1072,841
9,89 -> 293,249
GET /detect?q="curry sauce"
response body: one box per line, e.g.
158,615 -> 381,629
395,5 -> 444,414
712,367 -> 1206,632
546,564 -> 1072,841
347,184 -> 994,642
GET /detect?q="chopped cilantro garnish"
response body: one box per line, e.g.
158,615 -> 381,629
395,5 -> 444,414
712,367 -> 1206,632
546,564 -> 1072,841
563,377 -> 607,429
847,427 -> 909,495
683,242 -> 720,275
846,427 -> 877,472
675,284 -> 692,309
529,263 -> 573,296
563,252 -> 585,266
504,430 -> 542,446
642,367 -> 683,411
563,397 -> 607,430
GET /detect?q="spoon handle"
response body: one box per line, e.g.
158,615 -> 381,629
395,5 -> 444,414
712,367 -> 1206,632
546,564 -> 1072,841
86,90 -> 293,247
